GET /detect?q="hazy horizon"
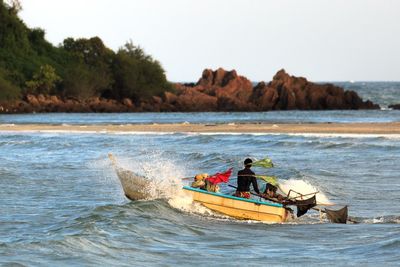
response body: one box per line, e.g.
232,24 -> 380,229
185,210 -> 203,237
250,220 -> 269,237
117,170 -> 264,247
19,0 -> 400,82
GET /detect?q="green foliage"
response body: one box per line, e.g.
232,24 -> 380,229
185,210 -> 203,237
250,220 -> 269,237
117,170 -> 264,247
0,1 -> 172,105
0,1 -> 65,88
0,68 -> 20,101
63,37 -> 113,66
0,0 -> 30,51
61,37 -> 113,97
25,64 -> 61,94
62,63 -> 111,100
112,42 -> 172,101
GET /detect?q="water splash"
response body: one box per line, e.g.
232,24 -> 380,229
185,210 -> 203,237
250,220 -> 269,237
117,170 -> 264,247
279,179 -> 332,205
108,151 -> 218,216
362,215 -> 400,224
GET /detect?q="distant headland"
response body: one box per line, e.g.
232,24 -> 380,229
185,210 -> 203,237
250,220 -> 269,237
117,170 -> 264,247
0,1 -> 381,113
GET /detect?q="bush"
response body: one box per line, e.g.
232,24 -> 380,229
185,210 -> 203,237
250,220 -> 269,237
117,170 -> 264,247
0,1 -> 172,104
0,70 -> 20,101
62,63 -> 111,100
112,42 -> 172,101
25,64 -> 62,94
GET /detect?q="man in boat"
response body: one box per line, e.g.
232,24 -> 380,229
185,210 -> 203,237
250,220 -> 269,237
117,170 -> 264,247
234,158 -> 260,199
261,183 -> 287,203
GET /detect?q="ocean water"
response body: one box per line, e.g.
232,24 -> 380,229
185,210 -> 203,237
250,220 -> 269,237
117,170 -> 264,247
1,131 -> 399,266
0,82 -> 400,266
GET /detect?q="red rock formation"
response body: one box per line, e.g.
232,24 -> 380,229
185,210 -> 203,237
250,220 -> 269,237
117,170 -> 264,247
262,69 -> 379,110
250,82 -> 279,111
171,68 -> 256,111
175,87 -> 218,111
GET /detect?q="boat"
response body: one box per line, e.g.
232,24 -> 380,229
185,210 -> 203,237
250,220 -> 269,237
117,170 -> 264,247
182,186 -> 292,223
108,153 -> 150,200
108,154 -> 348,223
109,154 -> 291,222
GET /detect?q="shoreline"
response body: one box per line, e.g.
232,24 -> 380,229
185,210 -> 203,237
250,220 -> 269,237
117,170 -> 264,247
1,122 -> 400,135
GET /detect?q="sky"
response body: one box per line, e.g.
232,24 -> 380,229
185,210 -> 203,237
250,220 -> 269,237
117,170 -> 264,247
19,0 -> 400,82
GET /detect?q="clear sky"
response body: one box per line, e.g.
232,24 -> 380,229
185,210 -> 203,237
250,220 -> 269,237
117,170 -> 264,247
19,0 -> 400,82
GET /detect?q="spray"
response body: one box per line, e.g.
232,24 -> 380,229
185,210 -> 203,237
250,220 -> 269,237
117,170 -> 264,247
279,179 -> 332,205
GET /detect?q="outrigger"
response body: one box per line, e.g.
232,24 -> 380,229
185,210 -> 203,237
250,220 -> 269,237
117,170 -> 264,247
109,154 -> 349,223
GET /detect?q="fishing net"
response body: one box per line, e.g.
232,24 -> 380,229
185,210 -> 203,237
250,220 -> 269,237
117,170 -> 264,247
325,206 -> 348,224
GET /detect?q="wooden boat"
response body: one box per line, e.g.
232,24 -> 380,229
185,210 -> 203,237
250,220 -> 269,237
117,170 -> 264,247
109,153 -> 150,200
109,154 -> 291,222
182,186 -> 292,223
108,153 -> 312,223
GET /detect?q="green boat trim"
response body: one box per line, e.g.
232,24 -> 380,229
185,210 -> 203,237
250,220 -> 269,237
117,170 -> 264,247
182,186 -> 283,208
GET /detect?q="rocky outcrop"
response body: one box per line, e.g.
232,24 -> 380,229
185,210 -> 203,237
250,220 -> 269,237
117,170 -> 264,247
389,104 -> 400,110
0,68 -> 379,113
260,69 -> 379,110
0,94 -> 140,113
168,68 -> 379,111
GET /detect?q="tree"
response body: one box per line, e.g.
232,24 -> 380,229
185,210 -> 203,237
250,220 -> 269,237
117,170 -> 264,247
0,67 -> 20,101
62,37 -> 113,96
112,41 -> 172,101
0,0 -> 173,105
62,62 -> 113,100
4,0 -> 22,13
25,64 -> 61,94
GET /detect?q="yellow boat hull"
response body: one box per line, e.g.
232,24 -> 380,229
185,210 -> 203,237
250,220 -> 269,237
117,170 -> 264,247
183,186 -> 290,223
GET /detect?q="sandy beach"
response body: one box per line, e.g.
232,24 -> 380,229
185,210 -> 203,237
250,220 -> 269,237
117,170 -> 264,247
1,122 -> 400,134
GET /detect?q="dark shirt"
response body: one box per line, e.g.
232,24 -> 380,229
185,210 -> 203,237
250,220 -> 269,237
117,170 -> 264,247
237,167 -> 260,194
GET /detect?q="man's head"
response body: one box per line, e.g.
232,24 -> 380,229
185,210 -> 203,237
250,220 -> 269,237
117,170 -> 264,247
244,158 -> 252,168
265,183 -> 277,197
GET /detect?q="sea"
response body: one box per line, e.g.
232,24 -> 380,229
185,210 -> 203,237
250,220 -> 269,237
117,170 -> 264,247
0,82 -> 400,266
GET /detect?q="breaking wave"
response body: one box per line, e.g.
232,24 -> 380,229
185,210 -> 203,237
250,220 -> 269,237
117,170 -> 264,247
279,179 -> 332,205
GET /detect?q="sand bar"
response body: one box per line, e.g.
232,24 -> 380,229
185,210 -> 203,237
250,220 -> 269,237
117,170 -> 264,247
1,122 -> 400,135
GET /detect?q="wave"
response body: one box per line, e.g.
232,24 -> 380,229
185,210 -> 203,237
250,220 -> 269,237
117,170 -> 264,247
2,129 -> 400,140
105,151 -> 400,227
360,215 -> 400,224
279,179 -> 332,205
108,152 -> 223,219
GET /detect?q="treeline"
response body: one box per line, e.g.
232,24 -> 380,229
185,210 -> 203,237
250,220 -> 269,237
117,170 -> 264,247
0,0 -> 172,103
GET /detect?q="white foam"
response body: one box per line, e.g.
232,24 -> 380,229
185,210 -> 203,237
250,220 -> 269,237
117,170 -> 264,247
167,192 -> 214,215
284,133 -> 400,139
279,179 -> 332,205
1,128 -> 399,139
109,152 -> 219,216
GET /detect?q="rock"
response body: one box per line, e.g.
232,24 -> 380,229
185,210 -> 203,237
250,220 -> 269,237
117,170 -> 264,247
164,91 -> 178,104
37,94 -> 46,104
175,88 -> 218,111
49,95 -> 61,105
162,68 -> 379,112
265,69 -> 379,110
250,82 -> 278,110
25,94 -> 40,106
188,68 -> 255,110
86,97 -> 101,105
122,98 -> 133,107
152,96 -> 162,105
389,104 -> 400,110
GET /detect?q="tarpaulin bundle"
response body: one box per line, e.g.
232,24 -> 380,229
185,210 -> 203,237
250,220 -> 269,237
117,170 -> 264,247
207,168 -> 233,185
294,195 -> 317,217
325,206 -> 348,224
